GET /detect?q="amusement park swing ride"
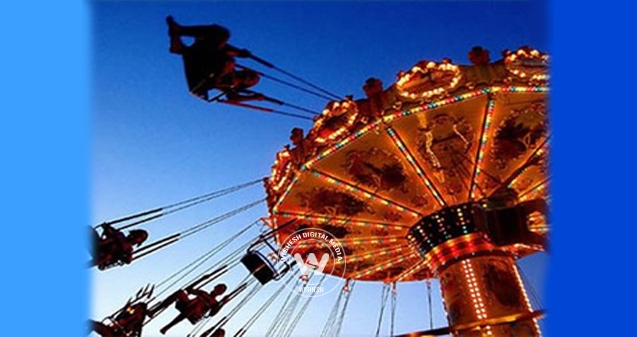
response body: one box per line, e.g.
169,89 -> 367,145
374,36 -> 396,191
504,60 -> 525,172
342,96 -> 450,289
90,17 -> 550,337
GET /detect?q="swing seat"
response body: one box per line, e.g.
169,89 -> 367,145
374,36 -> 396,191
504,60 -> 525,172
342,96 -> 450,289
241,251 -> 276,285
97,258 -> 124,271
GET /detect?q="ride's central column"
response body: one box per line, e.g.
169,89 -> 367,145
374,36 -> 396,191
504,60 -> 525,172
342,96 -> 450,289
407,203 -> 541,337
437,253 -> 540,337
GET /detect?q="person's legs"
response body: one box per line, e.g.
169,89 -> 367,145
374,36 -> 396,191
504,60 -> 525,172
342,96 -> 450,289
89,227 -> 100,261
166,16 -> 186,54
166,16 -> 230,47
235,70 -> 260,89
174,291 -> 191,312
90,320 -> 113,337
148,290 -> 186,317
160,313 -> 187,335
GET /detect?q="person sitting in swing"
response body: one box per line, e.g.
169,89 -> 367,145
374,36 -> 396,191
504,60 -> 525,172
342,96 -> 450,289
150,282 -> 229,335
89,302 -> 148,337
90,223 -> 148,270
166,16 -> 264,102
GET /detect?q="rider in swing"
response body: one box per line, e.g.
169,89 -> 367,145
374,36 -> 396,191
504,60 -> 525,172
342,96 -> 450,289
90,223 -> 148,270
89,302 -> 148,337
166,16 -> 264,103
148,277 -> 231,335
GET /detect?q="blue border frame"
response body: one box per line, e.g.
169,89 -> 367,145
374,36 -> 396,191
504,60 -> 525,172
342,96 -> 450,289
2,1 -> 89,335
5,0 -> 637,335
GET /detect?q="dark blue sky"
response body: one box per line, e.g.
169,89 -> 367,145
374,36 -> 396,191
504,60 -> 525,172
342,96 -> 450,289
92,1 -> 548,336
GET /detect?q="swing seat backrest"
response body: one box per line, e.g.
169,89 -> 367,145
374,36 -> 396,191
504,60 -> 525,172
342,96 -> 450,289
240,251 -> 276,285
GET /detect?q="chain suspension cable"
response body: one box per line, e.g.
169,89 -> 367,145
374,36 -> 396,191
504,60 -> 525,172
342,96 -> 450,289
236,64 -> 333,103
265,276 -> 303,337
390,282 -> 397,337
98,178 -> 263,231
268,108 -> 316,120
180,242 -> 252,296
375,283 -> 391,337
426,279 -> 434,330
517,264 -> 544,310
152,221 -> 259,299
244,53 -> 342,100
98,208 -> 161,229
234,269 -> 300,337
217,100 -> 315,121
333,280 -> 356,337
133,200 -> 262,275
109,212 -> 164,232
281,273 -> 328,337
225,279 -> 263,319
162,179 -> 263,214
270,66 -> 341,100
189,278 -> 260,337
199,258 -> 279,334
198,280 -> 264,337
321,283 -> 346,337
258,71 -> 335,102
151,232 -> 261,311
179,199 -> 265,239
280,101 -> 322,116
267,272 -> 315,337
321,279 -> 355,337
266,282 -> 304,336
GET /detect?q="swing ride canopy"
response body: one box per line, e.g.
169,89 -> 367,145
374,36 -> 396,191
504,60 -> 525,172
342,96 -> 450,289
265,46 -> 550,282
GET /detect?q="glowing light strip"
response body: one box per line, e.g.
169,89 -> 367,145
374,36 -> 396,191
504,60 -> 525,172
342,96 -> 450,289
495,86 -> 548,93
519,181 -> 548,202
302,120 -> 383,170
393,259 -> 428,282
505,47 -> 550,82
352,250 -> 420,279
314,100 -> 359,144
461,260 -> 491,334
398,234 -> 482,281
430,235 -> 498,273
384,88 -> 489,123
335,244 -> 411,265
506,140 -> 550,190
386,127 -> 446,207
295,236 -> 402,248
528,217 -> 549,234
311,170 -> 421,217
272,174 -> 299,214
469,99 -> 496,199
274,211 -> 410,230
512,263 -> 542,333
301,86 -> 547,172
270,150 -> 292,193
395,60 -> 462,100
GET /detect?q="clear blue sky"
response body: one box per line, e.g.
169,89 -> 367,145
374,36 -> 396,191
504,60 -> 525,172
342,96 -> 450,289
91,1 -> 548,336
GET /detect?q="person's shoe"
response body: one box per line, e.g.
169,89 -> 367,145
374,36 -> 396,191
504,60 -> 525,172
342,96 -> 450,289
166,16 -> 180,36
192,90 -> 209,101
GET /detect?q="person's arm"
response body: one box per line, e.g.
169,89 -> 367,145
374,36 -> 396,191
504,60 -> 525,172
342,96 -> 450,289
188,288 -> 208,298
224,44 -> 251,58
120,242 -> 134,264
101,223 -> 119,239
